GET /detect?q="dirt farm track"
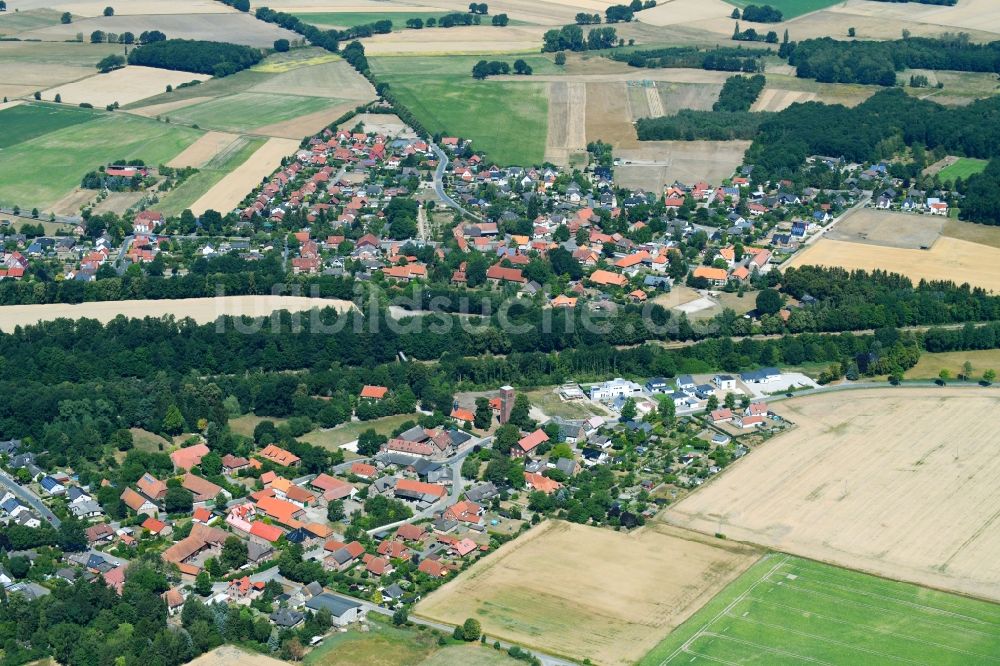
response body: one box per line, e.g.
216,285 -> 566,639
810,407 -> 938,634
663,387 -> 1000,603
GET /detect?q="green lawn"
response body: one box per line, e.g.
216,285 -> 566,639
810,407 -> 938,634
640,554 -> 1000,665
156,135 -> 266,217
371,55 -> 553,166
938,157 -> 989,184
0,111 -> 201,208
160,91 -> 342,133
304,616 -> 438,665
0,103 -> 98,149
300,413 -> 417,451
724,0 -> 842,19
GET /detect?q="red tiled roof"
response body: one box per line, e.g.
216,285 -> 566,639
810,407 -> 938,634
517,429 -> 549,454
350,462 -> 377,478
396,478 -> 447,498
171,443 -> 210,471
525,472 -> 562,493
250,521 -> 284,543
360,385 -> 388,399
142,517 -> 167,534
259,444 -> 300,467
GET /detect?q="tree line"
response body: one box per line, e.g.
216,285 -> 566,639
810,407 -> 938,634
713,74 -> 766,112
745,88 -> 1000,188
636,109 -> 770,140
612,45 -> 768,72
127,39 -> 263,77
786,34 -> 1000,86
542,24 -> 618,52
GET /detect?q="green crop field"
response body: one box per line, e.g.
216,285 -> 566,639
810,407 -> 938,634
161,91 -> 342,133
725,0 -> 842,19
371,55 -> 555,166
938,157 -> 989,183
0,112 -> 201,208
156,135 -> 266,217
0,103 -> 98,149
641,554 -> 1000,665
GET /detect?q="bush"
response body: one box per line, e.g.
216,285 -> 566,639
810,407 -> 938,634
273,38 -> 290,52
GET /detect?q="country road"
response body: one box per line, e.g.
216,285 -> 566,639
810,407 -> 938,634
430,144 -> 483,222
0,470 -> 60,527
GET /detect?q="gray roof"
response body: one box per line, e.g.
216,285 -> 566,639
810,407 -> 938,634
270,608 -> 304,627
398,425 -> 428,442
555,458 -> 577,476
465,482 -> 497,504
305,592 -> 362,617
383,583 -> 405,599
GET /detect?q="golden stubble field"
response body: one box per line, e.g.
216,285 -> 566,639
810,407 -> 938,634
664,387 -> 1000,603
190,136 -> 300,214
786,236 -> 1000,293
414,520 -> 761,666
0,295 -> 355,332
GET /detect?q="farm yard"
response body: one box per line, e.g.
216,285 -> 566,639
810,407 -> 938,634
415,520 -> 761,666
663,387 -> 1000,603
0,295 -> 355,333
640,554 -> 1000,665
786,236 -> 1000,293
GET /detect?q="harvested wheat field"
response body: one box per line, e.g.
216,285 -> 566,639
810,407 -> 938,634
544,80 -> 587,165
830,0 -> 1000,36
359,24 -> 549,54
665,387 -> 1000,603
637,0 -> 734,27
187,646 -> 286,666
751,88 -> 817,112
614,141 -> 749,192
824,209 -> 945,249
415,520 -> 760,666
0,295 -> 355,332
189,137 -> 299,215
787,236 -> 1000,292
167,131 -> 241,168
42,66 -> 212,108
252,101 -> 357,138
17,0 -> 233,16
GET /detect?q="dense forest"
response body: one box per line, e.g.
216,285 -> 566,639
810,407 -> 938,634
746,89 -> 1000,178
127,39 -> 263,77
787,35 -> 1000,85
636,109 -> 770,140
713,74 -> 766,112
611,45 -> 769,72
958,158 -> 1000,225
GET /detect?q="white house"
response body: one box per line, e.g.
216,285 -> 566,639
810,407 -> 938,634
713,375 -> 737,391
589,378 -> 643,402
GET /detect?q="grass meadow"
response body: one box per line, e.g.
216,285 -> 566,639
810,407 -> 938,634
0,103 -> 98,149
938,157 -> 989,183
371,55 -> 555,166
160,92 -> 343,133
0,109 -> 200,208
724,0 -> 842,19
640,554 -> 1000,665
